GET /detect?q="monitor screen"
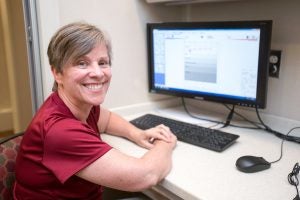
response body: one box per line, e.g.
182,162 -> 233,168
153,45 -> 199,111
147,20 -> 272,108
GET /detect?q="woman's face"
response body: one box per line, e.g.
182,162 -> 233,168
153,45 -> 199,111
53,43 -> 112,109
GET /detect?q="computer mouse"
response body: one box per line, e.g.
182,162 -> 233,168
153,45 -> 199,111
235,155 -> 271,173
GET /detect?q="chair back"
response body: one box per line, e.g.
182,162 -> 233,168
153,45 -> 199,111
0,133 -> 24,200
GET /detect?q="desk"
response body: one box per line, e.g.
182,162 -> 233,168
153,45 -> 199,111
102,106 -> 300,200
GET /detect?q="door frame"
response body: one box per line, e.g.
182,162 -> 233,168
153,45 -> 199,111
22,0 -> 44,113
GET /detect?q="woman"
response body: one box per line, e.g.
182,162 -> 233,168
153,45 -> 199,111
14,22 -> 177,199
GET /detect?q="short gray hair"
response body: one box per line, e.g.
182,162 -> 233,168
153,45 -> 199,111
47,22 -> 112,91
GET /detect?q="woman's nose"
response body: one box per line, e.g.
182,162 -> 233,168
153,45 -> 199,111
89,63 -> 103,76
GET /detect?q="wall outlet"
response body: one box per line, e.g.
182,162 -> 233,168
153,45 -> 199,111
269,50 -> 282,78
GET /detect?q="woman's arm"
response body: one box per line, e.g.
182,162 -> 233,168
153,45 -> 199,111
82,107 -> 177,191
76,133 -> 177,192
98,107 -> 173,149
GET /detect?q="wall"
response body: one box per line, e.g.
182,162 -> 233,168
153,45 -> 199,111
37,0 -> 300,122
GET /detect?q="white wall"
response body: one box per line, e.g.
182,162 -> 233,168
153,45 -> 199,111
36,0 -> 60,99
37,0 -> 300,122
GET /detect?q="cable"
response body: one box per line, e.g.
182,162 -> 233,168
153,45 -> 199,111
269,127 -> 300,164
182,97 -> 251,129
255,106 -> 300,144
222,105 -> 235,128
181,98 -> 300,144
222,104 -> 263,129
181,98 -> 223,125
182,98 -> 263,130
288,162 -> 300,200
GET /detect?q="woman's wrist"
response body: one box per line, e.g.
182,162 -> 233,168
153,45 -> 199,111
127,126 -> 141,142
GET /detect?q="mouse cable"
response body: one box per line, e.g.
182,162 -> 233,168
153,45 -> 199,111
268,126 -> 300,164
255,106 -> 300,144
288,162 -> 300,200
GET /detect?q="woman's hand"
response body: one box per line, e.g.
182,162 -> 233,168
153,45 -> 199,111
133,124 -> 175,149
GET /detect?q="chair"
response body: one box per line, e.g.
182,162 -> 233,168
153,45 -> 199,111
0,132 -> 24,200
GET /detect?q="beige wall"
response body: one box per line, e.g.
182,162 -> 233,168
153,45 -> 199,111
37,0 -> 300,122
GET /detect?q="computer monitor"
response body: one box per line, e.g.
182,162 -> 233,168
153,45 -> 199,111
147,20 -> 272,108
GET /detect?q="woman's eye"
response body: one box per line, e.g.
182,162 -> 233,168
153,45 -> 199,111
99,61 -> 109,68
77,61 -> 87,68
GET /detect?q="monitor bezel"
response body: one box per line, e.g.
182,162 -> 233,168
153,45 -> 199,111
147,20 -> 272,108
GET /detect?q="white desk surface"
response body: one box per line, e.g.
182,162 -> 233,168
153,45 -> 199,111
102,106 -> 300,200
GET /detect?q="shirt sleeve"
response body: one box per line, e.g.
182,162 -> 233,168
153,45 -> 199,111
42,118 -> 112,183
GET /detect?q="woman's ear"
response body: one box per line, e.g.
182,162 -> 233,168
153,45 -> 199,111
51,67 -> 63,85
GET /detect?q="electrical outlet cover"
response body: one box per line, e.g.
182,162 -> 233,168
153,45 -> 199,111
269,50 -> 281,78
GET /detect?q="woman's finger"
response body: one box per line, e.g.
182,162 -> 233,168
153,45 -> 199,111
145,125 -> 173,142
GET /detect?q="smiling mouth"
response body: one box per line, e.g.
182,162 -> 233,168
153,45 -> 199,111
84,83 -> 103,90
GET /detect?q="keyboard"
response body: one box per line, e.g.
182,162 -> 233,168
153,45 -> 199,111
130,114 -> 239,152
